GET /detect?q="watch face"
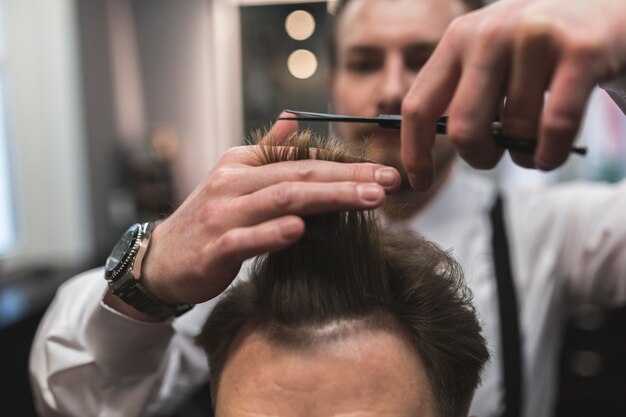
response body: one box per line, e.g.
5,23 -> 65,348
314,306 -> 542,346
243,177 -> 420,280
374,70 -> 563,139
105,224 -> 140,276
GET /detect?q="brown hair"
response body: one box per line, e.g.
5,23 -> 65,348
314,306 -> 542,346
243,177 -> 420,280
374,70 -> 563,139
328,0 -> 484,69
196,132 -> 489,417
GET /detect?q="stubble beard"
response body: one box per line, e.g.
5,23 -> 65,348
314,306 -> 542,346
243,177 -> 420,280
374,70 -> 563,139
341,126 -> 458,219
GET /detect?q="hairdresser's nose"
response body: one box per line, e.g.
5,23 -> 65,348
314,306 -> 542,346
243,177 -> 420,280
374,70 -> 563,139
377,52 -> 411,115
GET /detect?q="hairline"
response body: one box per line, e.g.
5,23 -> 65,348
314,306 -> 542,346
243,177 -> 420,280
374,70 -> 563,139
219,317 -> 441,416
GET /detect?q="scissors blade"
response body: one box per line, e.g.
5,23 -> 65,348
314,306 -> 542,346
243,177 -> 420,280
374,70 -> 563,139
280,109 -> 402,128
277,110 -> 587,156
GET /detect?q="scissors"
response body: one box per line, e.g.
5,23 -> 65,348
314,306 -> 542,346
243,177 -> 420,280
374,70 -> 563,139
278,110 -> 587,156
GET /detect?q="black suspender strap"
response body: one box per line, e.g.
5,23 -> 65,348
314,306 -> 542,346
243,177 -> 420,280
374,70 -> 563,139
490,195 -> 523,417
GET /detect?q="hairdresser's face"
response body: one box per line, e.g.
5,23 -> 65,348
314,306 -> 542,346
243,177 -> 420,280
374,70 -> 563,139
331,0 -> 468,186
215,326 -> 437,417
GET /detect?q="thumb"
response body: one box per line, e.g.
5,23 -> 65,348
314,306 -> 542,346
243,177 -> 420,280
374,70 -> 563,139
259,111 -> 299,145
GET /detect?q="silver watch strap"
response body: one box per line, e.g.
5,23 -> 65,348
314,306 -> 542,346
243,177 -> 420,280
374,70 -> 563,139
109,222 -> 193,320
109,275 -> 193,320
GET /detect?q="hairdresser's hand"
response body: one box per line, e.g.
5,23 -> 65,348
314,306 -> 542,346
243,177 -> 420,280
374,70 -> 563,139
401,0 -> 626,190
105,116 -> 400,320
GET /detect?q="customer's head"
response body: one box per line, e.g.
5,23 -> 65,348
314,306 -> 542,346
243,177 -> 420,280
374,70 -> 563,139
328,0 -> 483,196
196,132 -> 489,417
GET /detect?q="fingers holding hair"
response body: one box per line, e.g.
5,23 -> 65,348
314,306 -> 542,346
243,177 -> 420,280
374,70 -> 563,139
259,111 -> 300,145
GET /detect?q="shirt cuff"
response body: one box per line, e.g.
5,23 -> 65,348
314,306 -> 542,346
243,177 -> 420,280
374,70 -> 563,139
82,286 -> 175,377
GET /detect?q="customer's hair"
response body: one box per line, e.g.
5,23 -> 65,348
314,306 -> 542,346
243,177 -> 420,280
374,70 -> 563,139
328,0 -> 484,69
196,131 -> 489,417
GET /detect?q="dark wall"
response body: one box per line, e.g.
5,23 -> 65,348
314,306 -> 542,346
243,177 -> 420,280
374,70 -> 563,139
1,312 -> 43,417
241,2 -> 330,138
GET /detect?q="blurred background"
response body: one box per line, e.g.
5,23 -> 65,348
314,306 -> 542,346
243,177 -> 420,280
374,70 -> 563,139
0,0 -> 623,416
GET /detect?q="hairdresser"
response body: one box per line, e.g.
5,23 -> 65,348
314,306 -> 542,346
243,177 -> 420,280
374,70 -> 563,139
328,1 -> 626,415
30,0 -> 626,416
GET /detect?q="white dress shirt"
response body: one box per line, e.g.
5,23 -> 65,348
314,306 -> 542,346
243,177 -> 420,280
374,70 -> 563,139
29,168 -> 626,417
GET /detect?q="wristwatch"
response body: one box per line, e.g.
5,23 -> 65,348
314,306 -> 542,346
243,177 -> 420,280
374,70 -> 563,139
105,222 -> 193,320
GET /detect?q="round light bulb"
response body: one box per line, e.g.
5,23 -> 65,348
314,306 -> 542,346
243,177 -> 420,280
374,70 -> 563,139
285,10 -> 316,41
287,49 -> 318,80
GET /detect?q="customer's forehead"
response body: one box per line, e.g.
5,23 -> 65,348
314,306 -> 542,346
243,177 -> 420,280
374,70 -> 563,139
216,326 -> 435,417
336,0 -> 464,49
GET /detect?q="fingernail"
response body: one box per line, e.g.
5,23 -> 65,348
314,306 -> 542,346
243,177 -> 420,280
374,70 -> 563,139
534,157 -> 555,171
375,167 -> 398,187
408,174 -> 427,191
357,184 -> 383,202
280,218 -> 303,239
